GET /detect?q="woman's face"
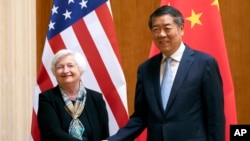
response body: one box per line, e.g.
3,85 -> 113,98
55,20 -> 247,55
151,14 -> 184,56
54,55 -> 82,87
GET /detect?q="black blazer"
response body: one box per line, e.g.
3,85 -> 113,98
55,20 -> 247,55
38,85 -> 109,141
109,45 -> 225,141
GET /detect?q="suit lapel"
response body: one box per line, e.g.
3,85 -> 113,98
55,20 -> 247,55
165,46 -> 195,114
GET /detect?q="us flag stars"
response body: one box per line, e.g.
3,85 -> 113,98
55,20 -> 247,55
48,0 -> 88,31
63,9 -> 72,20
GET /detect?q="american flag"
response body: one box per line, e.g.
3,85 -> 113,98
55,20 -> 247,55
31,0 -> 129,140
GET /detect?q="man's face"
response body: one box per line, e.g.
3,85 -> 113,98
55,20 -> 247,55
151,14 -> 184,56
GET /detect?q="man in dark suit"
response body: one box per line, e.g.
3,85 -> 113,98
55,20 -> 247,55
107,5 -> 225,141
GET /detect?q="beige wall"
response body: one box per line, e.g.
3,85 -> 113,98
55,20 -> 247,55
0,0 -> 36,140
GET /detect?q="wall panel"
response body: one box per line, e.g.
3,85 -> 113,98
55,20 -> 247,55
220,0 -> 250,123
0,0 -> 36,140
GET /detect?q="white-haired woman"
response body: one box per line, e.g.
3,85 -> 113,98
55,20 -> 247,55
38,49 -> 109,141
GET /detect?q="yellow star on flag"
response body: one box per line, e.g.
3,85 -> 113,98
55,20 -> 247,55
211,0 -> 220,10
186,9 -> 203,28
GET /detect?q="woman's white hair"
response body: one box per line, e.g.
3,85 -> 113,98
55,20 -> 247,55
51,49 -> 87,76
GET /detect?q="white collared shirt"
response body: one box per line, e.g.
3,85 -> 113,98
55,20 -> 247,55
160,42 -> 185,84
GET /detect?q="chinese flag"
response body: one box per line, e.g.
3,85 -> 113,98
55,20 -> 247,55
149,1 -> 237,141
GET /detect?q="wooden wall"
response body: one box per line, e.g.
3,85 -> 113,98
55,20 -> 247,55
220,0 -> 250,123
36,0 -> 250,124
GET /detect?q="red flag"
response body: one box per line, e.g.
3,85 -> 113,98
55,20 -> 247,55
31,0 -> 129,140
149,1 -> 237,141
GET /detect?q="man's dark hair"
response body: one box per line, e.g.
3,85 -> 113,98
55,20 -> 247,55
148,5 -> 184,29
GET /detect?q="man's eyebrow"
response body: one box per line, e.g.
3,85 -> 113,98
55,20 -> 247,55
152,23 -> 171,27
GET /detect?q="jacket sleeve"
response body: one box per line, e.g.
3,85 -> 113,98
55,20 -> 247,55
202,57 -> 225,141
37,93 -> 81,141
96,93 -> 110,139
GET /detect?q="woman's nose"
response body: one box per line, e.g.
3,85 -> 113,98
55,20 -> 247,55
62,66 -> 70,72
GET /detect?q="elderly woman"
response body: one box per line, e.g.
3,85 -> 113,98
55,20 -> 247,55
38,49 -> 109,141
